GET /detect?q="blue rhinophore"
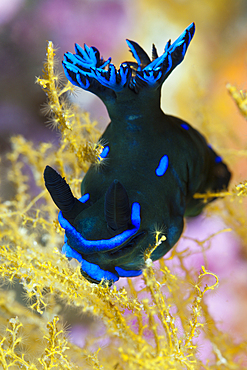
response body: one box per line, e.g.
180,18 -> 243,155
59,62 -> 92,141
58,202 -> 141,254
62,243 -> 119,282
156,155 -> 169,177
79,193 -> 90,203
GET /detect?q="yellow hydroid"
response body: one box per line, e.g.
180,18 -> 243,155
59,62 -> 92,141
227,83 -> 247,118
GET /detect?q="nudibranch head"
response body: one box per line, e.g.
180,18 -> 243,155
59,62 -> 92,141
44,23 -> 228,286
44,166 -> 147,284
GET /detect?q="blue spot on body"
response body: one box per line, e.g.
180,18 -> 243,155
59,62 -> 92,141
215,156 -> 222,163
156,155 -> 169,176
79,193 -> 90,203
131,202 -> 141,227
181,123 -> 189,130
100,146 -> 109,159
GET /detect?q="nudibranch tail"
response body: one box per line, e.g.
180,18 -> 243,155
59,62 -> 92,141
62,22 -> 195,97
44,166 -> 85,225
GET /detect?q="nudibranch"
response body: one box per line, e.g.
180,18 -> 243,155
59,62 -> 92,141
44,23 -> 231,284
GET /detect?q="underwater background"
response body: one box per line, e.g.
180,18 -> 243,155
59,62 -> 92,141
0,0 -> 247,368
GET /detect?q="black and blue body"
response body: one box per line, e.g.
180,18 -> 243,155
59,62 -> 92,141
44,23 -> 231,284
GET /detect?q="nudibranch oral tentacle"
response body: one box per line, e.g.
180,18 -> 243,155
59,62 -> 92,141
44,23 -> 231,285
57,201 -> 141,254
62,243 -> 119,283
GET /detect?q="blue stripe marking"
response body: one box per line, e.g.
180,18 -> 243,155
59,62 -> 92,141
79,193 -> 90,203
181,123 -> 189,130
155,155 -> 169,176
115,267 -> 142,277
58,202 -> 141,254
130,202 -> 141,227
62,243 -> 119,282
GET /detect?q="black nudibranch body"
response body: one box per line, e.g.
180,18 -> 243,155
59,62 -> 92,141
44,23 -> 231,284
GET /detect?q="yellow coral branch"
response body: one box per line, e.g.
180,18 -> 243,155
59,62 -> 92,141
36,41 -> 102,171
38,316 -> 72,369
184,266 -> 218,348
0,190 -> 46,219
0,317 -> 39,369
193,180 -> 247,201
143,233 -> 176,350
227,83 -> 247,118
